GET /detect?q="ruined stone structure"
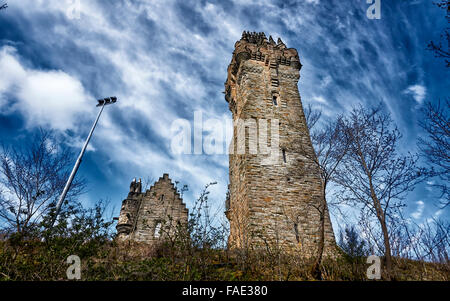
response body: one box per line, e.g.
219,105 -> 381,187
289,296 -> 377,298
116,174 -> 188,243
224,32 -> 335,254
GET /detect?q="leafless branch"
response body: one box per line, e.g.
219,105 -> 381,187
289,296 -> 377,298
0,129 -> 86,236
334,104 -> 428,278
418,99 -> 450,207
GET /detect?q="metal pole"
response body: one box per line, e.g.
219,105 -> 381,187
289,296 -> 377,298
51,102 -> 106,227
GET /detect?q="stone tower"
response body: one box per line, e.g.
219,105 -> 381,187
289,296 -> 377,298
224,31 -> 335,254
116,174 -> 188,243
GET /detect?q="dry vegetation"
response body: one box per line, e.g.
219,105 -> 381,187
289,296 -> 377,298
1,236 -> 449,281
0,192 -> 448,281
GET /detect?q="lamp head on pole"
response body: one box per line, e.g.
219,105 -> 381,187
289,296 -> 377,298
97,96 -> 118,107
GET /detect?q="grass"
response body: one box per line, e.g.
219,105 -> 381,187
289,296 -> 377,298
1,239 -> 448,281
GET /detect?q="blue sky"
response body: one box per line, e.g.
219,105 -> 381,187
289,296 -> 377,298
0,0 -> 448,234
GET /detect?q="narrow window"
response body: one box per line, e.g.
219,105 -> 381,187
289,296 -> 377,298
154,223 -> 162,238
282,149 -> 287,163
160,194 -> 165,202
272,96 -> 278,106
294,223 -> 300,243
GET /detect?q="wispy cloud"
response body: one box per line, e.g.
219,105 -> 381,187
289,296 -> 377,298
403,84 -> 427,104
0,0 -> 446,224
411,200 -> 425,219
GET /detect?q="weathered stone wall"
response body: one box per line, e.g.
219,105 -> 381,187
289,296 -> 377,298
225,32 -> 335,254
116,174 -> 189,244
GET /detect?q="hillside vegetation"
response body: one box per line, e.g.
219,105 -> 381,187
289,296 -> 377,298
1,237 -> 449,281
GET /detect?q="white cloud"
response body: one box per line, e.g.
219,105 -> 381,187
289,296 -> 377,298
0,47 -> 26,92
320,75 -> 332,87
0,46 -> 92,131
308,95 -> 336,117
411,200 -> 424,219
2,0 -> 445,228
433,209 -> 443,218
312,95 -> 327,104
425,180 -> 435,192
403,84 -> 427,104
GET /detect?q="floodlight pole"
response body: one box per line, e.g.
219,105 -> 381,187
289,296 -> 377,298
51,97 -> 117,228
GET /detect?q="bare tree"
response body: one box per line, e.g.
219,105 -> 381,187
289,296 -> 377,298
418,99 -> 450,208
335,104 -> 427,279
302,113 -> 351,278
420,218 -> 450,264
427,0 -> 450,67
304,103 -> 322,132
0,129 -> 85,236
399,215 -> 449,264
